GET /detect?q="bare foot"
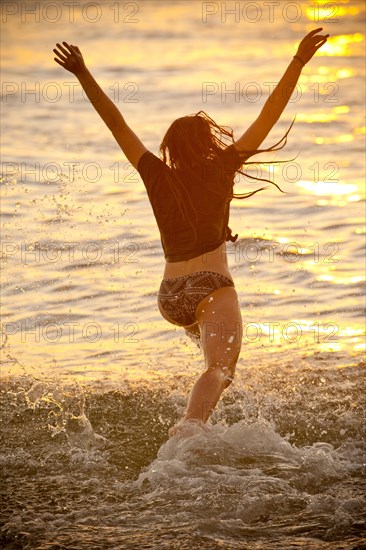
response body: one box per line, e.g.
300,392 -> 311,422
168,418 -> 209,438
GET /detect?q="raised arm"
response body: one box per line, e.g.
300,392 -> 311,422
234,28 -> 329,154
53,42 -> 147,169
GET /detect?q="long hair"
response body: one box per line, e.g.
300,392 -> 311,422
159,110 -> 296,232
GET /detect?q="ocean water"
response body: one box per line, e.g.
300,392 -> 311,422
1,1 -> 365,548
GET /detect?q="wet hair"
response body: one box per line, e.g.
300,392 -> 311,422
158,110 -> 296,231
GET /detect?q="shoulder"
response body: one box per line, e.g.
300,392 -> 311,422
137,150 -> 169,195
223,143 -> 239,157
214,144 -> 241,163
212,144 -> 244,176
137,150 -> 166,175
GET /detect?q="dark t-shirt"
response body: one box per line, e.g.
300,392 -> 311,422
137,144 -> 242,262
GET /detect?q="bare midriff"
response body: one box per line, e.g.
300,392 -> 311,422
163,242 -> 233,282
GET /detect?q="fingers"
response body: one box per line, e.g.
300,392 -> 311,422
61,41 -> 73,54
304,28 -> 330,44
53,41 -> 81,63
55,42 -> 70,56
313,34 -> 329,49
54,42 -> 78,57
315,37 -> 328,50
54,57 -> 65,67
306,27 -> 323,38
316,35 -> 329,44
53,48 -> 67,62
300,29 -> 329,52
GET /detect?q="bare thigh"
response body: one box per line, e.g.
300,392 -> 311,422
195,286 -> 243,370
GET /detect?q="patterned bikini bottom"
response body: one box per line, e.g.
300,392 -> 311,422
157,270 -> 234,327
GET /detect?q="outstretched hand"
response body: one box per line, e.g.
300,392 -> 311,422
53,42 -> 87,75
296,28 -> 329,64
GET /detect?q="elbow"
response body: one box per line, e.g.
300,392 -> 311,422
109,116 -> 127,134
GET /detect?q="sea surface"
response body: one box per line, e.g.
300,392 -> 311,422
1,1 -> 365,548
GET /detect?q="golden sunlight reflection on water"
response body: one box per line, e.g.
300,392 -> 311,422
319,33 -> 364,57
296,180 -> 360,195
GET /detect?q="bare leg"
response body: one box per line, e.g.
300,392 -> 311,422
169,287 -> 242,436
181,367 -> 230,423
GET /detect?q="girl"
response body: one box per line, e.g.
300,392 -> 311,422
54,28 -> 328,436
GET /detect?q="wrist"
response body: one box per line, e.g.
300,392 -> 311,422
293,55 -> 306,66
74,66 -> 89,79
